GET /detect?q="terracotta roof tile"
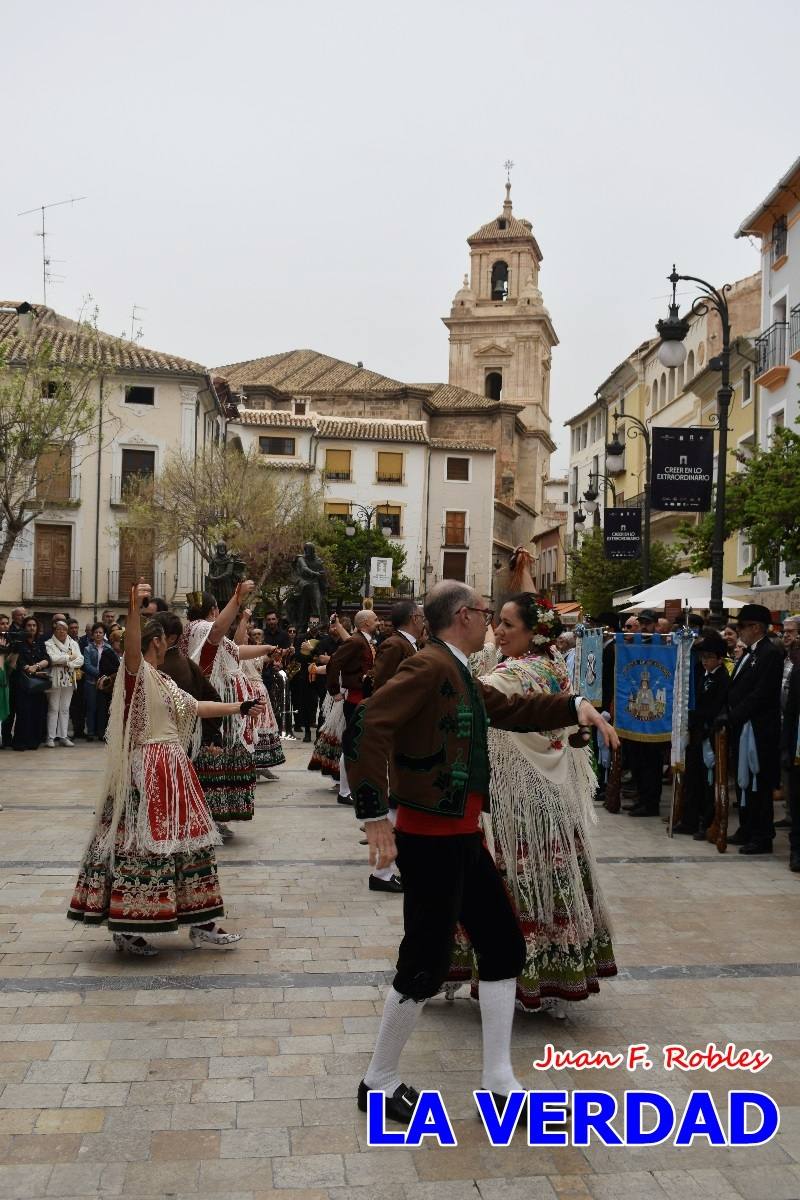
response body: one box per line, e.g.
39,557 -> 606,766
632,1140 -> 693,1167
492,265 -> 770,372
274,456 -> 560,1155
213,349 -> 406,394
468,215 -> 535,243
258,458 -> 315,471
424,383 -> 501,411
236,410 -> 317,428
0,302 -> 206,375
233,410 -> 429,444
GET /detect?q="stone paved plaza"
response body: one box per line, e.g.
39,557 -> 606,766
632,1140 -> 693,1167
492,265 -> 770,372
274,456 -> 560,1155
1,740 -> 800,1200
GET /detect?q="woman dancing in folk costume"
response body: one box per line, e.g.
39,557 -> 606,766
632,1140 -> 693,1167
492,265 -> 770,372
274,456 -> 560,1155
308,615 -> 352,784
447,550 -> 616,1013
67,582 -> 266,957
234,611 -> 285,781
184,582 -> 276,839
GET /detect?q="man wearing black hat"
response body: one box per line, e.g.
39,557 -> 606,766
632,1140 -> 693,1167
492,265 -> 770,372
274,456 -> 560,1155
674,630 -> 729,837
628,609 -> 665,817
727,603 -> 784,854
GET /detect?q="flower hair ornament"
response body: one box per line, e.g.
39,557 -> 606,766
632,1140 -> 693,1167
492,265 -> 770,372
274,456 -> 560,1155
518,592 -> 564,648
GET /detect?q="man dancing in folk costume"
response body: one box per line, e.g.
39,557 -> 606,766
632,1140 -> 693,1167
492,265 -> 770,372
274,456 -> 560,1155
344,580 -> 618,1123
67,582 -> 266,956
184,582 -> 276,837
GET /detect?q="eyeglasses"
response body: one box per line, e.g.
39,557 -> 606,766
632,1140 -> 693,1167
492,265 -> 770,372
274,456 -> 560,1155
462,606 -> 494,626
624,623 -> 638,630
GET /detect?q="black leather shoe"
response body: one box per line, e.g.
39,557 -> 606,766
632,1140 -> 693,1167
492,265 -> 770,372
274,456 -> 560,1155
738,842 -> 773,855
303,731 -> 312,743
727,828 -> 747,846
692,829 -> 709,841
790,855 -> 800,873
337,793 -> 354,806
629,805 -> 659,817
369,874 -> 403,893
774,817 -> 791,830
671,823 -> 694,835
357,1080 -> 420,1124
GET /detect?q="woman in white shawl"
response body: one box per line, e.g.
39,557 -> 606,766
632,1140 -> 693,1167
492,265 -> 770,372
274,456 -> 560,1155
448,586 -> 616,1012
67,582 -> 265,956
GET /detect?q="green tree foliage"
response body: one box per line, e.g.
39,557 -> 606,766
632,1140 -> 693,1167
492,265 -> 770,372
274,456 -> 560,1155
677,424 -> 800,588
0,333 -> 101,587
316,518 -> 407,604
568,527 -> 679,614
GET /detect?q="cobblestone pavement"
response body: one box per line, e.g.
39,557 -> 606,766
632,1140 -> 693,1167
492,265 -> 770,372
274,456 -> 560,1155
1,739 -> 800,1199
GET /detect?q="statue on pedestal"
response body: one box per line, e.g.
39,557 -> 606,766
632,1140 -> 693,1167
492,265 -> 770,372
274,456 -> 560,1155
288,542 -> 328,629
205,541 -> 246,608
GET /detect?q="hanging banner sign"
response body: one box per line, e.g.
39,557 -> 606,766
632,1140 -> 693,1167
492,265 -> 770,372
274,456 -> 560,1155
604,508 -> 641,560
613,633 -> 678,743
651,427 -> 714,512
573,625 -> 603,706
369,556 -> 393,588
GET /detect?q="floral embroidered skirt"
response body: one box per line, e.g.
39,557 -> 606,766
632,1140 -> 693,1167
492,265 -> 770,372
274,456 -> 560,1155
67,795 -> 225,933
307,726 -> 342,780
254,728 -> 286,771
193,741 -> 256,822
448,835 -> 617,1010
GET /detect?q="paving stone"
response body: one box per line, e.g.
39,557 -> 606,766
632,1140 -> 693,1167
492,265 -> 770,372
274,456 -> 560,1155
150,1130 -> 221,1160
36,1108 -> 105,1133
272,1153 -> 347,1189
6,1133 -> 82,1163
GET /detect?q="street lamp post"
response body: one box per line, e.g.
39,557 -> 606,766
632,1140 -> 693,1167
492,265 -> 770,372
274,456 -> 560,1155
344,501 -> 394,598
655,266 -> 732,627
583,470 -> 617,523
605,413 -> 652,589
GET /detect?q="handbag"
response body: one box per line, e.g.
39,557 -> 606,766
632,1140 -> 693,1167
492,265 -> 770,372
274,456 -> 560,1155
19,671 -> 50,695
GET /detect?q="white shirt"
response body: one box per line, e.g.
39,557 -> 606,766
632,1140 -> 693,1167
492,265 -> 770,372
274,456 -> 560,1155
443,641 -> 469,668
400,629 -> 417,648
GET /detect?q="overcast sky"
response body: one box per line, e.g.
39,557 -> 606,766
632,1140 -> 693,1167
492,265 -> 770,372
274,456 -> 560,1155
4,1 -> 798,470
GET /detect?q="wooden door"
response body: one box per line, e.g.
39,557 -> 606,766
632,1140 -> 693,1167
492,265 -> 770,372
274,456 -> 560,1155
34,524 -> 71,597
118,528 -> 154,598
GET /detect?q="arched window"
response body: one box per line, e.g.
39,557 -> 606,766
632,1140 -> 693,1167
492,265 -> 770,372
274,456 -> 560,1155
490,260 -> 509,301
668,368 -> 675,403
485,371 -> 503,401
677,363 -> 685,393
686,349 -> 695,380
659,373 -> 667,409
651,380 -> 658,410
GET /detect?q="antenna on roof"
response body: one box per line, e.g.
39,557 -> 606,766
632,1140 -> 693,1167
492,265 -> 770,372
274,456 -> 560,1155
17,196 -> 87,305
129,303 -> 146,342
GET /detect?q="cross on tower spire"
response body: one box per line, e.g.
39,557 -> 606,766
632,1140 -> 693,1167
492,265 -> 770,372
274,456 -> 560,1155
503,159 -> 514,214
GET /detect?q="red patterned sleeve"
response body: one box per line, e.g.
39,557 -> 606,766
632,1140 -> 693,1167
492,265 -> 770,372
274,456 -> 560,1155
198,638 -> 218,677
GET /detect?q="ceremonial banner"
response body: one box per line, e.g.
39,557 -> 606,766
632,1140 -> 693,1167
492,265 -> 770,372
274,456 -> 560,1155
369,557 -> 393,588
651,427 -> 714,512
603,508 -> 641,560
573,625 -> 603,706
613,633 -> 677,743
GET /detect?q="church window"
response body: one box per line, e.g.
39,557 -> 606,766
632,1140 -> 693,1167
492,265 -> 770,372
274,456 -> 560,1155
446,456 -> 470,482
686,349 -> 695,380
651,381 -> 658,410
485,371 -> 503,401
259,436 -> 295,456
324,448 -> 351,480
490,260 -> 509,301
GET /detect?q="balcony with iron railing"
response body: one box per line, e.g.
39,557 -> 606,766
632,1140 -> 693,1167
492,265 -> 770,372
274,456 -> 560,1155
108,569 -> 167,603
771,216 -> 788,266
322,470 -> 352,483
790,304 -> 800,361
441,523 -> 470,548
22,567 -> 82,604
31,473 -> 81,507
755,321 -> 790,391
375,472 -> 404,485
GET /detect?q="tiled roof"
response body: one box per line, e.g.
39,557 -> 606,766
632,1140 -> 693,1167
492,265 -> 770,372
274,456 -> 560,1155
236,410 -> 317,429
429,438 -> 495,453
316,417 -> 428,443
0,302 -> 206,375
423,383 -> 501,411
213,348 -> 406,394
258,458 -> 315,471
468,215 -> 535,243
233,410 -> 429,444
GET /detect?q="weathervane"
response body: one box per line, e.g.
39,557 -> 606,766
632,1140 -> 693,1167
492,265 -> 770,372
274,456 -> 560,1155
504,159 -> 514,184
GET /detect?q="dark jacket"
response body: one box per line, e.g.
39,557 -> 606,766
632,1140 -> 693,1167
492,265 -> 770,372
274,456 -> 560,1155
327,632 -> 374,695
783,663 -> 800,764
689,664 -> 729,742
728,636 -> 784,789
373,630 -> 416,691
160,646 -> 223,745
344,638 -> 576,821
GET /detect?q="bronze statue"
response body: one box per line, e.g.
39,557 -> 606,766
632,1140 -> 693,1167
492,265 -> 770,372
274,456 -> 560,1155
289,542 -> 328,629
205,541 -> 245,608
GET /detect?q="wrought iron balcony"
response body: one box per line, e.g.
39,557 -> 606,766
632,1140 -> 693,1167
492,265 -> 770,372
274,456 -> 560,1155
755,321 -> 789,386
375,472 -> 404,485
441,524 -> 470,548
108,569 -> 166,603
22,567 -> 82,603
32,473 -> 81,506
790,304 -> 800,359
322,470 -> 352,482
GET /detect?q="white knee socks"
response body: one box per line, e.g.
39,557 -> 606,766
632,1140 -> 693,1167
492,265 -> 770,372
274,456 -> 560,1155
479,977 -> 523,1095
363,987 -> 425,1094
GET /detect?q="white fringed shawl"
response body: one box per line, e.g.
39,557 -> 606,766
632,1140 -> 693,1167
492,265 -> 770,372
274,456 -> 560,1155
474,646 -> 612,944
91,660 -> 218,861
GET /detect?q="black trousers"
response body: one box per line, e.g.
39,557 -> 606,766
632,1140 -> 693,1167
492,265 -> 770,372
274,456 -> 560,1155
392,831 -> 526,1001
628,741 -> 663,812
683,739 -> 714,832
737,779 -> 775,845
788,766 -> 800,857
